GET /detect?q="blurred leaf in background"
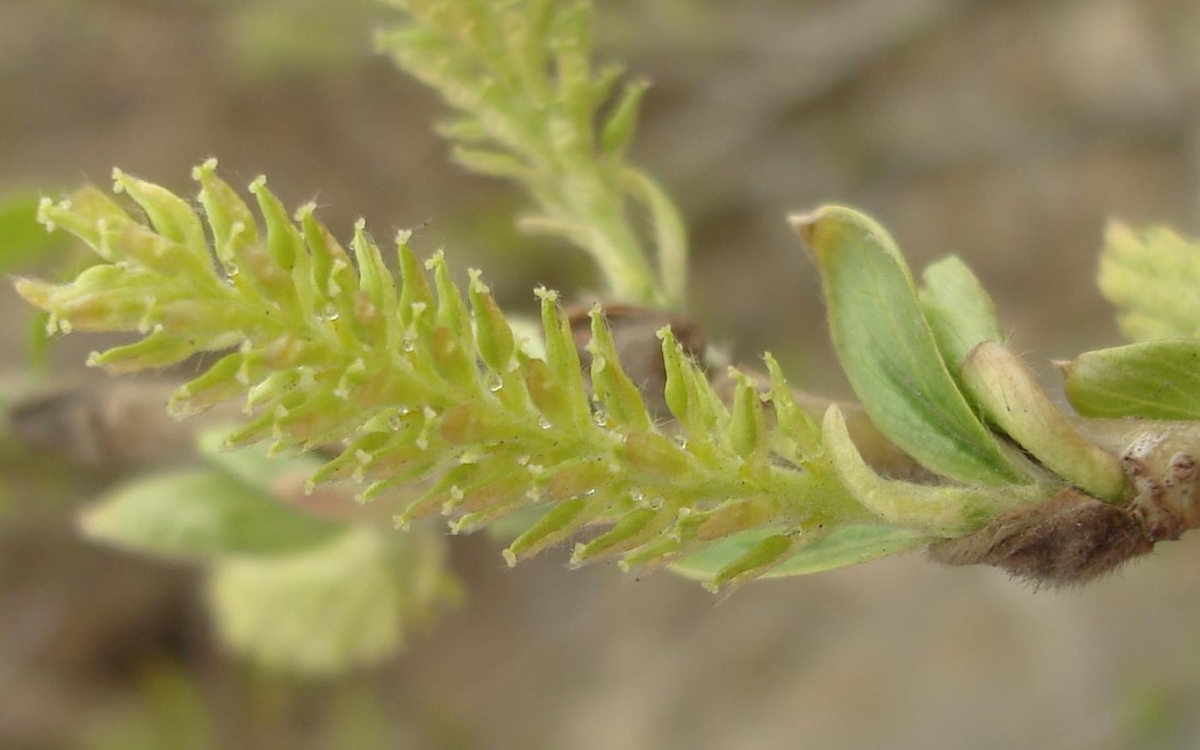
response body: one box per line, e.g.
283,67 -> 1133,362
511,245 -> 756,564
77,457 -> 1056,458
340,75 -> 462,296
0,192 -> 66,271
218,0 -> 388,79
0,191 -> 75,372
80,431 -> 463,675
81,667 -> 215,750
80,664 -> 413,750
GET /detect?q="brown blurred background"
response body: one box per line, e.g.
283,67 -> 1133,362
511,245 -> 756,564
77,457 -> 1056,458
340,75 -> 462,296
3,0 -> 1200,748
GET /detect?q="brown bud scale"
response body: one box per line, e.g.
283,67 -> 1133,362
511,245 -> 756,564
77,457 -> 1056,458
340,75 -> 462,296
929,449 -> 1200,586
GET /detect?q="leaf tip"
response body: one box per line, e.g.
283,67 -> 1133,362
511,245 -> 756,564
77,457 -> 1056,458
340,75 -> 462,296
786,209 -> 820,247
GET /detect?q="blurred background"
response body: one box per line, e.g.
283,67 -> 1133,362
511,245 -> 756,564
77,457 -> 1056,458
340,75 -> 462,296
3,0 -> 1200,748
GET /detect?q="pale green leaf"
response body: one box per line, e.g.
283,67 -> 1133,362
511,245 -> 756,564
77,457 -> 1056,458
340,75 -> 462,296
917,258 -> 1121,498
1063,339 -> 1200,420
1099,221 -> 1200,341
791,205 -> 1026,486
670,525 -> 932,582
80,469 -> 342,561
919,255 -> 1004,368
207,526 -> 459,675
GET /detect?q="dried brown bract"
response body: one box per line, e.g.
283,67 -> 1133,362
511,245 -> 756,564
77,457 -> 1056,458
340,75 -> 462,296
929,448 -> 1199,586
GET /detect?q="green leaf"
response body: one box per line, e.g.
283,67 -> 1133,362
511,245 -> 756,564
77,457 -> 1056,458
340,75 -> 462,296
791,205 -> 1026,486
1063,339 -> 1200,420
919,255 -> 1004,368
767,525 -> 931,577
1099,222 -> 1200,341
207,526 -> 460,675
917,258 -> 1122,499
80,469 -> 342,561
670,525 -> 933,582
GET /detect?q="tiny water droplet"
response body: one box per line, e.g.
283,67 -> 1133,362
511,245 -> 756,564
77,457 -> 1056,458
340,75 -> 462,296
388,414 -> 403,430
485,372 -> 503,393
319,304 -> 340,322
223,261 -> 239,277
449,485 -> 464,501
537,417 -> 552,430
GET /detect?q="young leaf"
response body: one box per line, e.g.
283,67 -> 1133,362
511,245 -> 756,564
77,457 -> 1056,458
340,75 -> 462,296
1062,339 -> 1200,420
670,524 -> 933,582
916,258 -> 1121,498
919,255 -> 1005,368
791,205 -> 1027,487
766,525 -> 933,577
959,342 -> 1125,502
